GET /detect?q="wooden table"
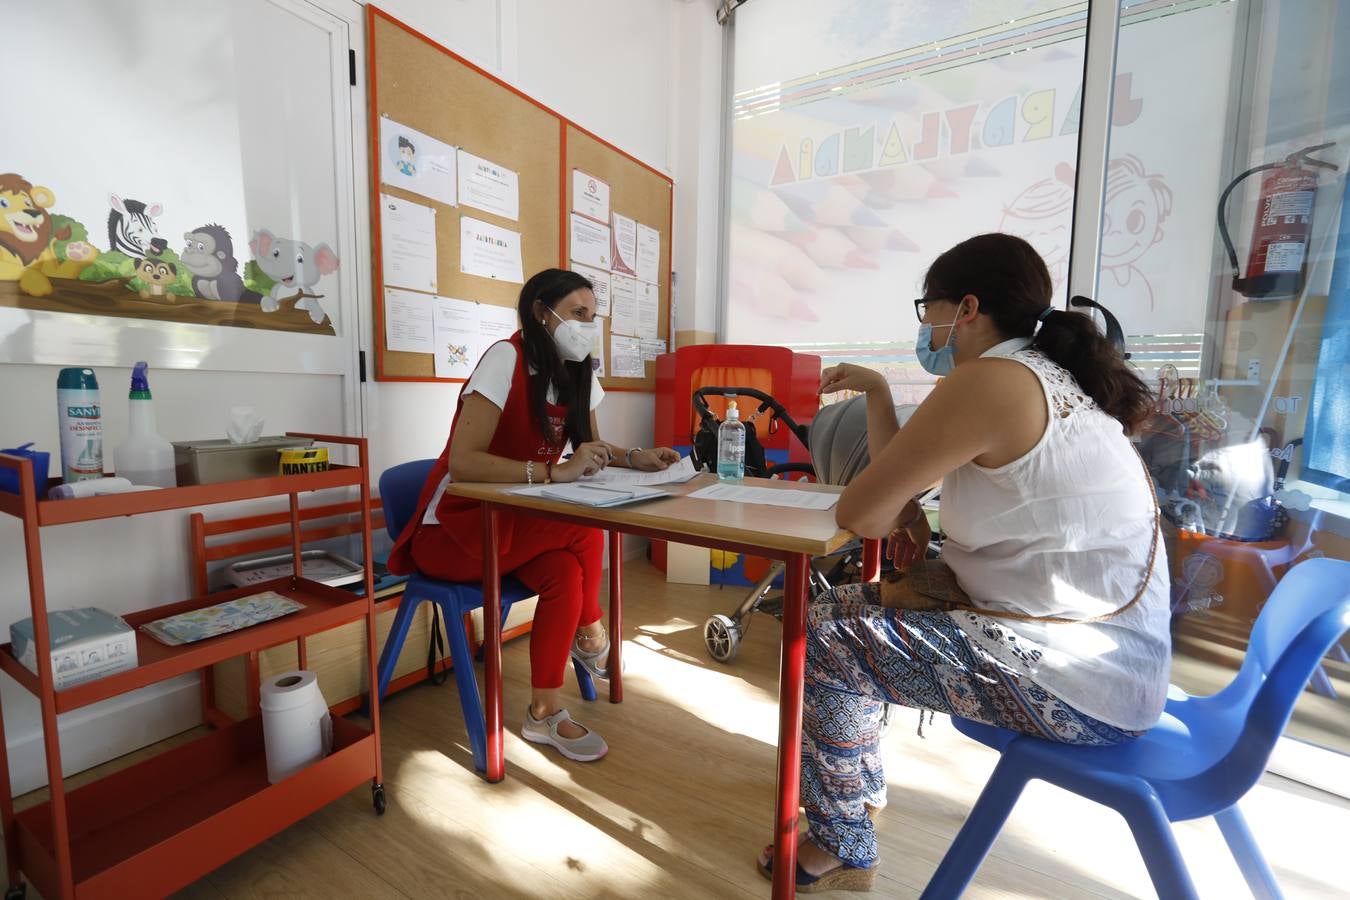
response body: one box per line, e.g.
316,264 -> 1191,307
445,474 -> 864,899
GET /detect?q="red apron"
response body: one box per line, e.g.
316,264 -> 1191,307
388,332 -> 567,574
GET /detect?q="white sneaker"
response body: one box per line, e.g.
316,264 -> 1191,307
521,707 -> 608,762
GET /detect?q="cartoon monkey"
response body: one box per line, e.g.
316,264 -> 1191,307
134,258 -> 177,301
180,224 -> 260,302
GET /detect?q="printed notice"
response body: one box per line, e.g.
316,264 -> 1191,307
379,117 -> 457,207
569,213 -> 610,269
637,280 -> 659,339
380,194 -> 438,293
590,322 -> 606,378
385,288 -> 434,353
571,263 -> 610,315
610,335 -> 644,378
432,296 -> 480,379
610,213 -> 637,276
610,274 -> 638,336
456,149 -> 520,220
636,222 -> 660,285
572,169 -> 610,223
478,302 -> 519,345
640,338 -> 667,362
460,216 -> 524,283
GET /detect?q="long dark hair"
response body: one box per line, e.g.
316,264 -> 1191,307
922,233 -> 1153,433
517,268 -> 595,448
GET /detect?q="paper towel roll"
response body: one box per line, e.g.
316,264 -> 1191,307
260,670 -> 333,784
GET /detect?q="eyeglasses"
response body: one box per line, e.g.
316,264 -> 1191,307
913,297 -> 952,323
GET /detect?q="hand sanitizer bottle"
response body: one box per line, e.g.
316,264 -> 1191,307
113,362 -> 176,488
717,401 -> 746,482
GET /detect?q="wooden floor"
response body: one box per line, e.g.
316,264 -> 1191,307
12,560 -> 1348,898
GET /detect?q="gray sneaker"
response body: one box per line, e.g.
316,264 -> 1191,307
521,707 -> 608,762
571,631 -> 624,681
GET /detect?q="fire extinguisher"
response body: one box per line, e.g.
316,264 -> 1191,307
1218,142 -> 1339,300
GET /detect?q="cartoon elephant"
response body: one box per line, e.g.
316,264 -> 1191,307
249,228 -> 339,323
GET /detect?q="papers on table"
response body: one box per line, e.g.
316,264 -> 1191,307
610,212 -> 637,276
688,482 -> 841,510
456,149 -> 519,220
571,263 -> 610,315
379,117 -> 458,207
510,482 -> 669,508
609,335 -> 644,378
610,274 -> 637,336
380,194 -> 438,293
460,216 -> 524,283
384,288 -> 435,353
581,455 -> 700,487
572,169 -> 610,223
637,281 -> 659,339
569,214 -> 610,269
636,223 -> 660,285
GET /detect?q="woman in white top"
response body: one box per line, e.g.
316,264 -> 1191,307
757,233 -> 1170,892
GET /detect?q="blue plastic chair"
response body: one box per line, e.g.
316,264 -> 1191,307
375,459 -> 596,773
922,557 -> 1350,900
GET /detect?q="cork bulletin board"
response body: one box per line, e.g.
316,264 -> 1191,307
564,125 -> 674,391
367,6 -> 673,391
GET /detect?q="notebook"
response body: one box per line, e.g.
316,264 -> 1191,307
511,482 -> 669,508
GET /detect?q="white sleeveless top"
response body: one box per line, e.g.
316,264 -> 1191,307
940,338 -> 1171,731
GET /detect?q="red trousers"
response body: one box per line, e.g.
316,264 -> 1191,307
410,511 -> 604,689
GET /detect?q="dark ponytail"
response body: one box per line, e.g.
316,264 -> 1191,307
922,233 -> 1153,433
517,268 -> 595,448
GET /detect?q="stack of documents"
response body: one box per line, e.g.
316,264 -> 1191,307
512,482 -> 669,508
579,455 -> 700,487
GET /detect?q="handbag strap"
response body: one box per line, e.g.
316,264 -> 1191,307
949,447 -> 1161,625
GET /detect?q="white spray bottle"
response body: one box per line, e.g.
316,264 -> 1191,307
113,362 -> 176,488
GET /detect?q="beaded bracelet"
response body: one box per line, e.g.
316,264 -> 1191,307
526,459 -> 535,485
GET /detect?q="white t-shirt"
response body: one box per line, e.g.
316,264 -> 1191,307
423,339 -> 604,524
941,338 -> 1171,731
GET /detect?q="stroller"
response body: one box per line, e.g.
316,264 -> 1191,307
689,387 -> 915,663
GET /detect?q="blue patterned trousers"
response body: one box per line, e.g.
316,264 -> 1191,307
802,582 -> 1141,869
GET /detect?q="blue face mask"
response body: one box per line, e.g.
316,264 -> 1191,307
915,314 -> 959,376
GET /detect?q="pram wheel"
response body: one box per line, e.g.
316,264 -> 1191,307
703,614 -> 742,663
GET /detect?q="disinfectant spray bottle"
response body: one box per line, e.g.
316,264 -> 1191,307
56,368 -> 104,483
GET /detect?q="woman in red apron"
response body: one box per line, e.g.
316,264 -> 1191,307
389,268 -> 679,761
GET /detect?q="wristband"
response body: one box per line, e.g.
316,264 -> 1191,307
627,447 -> 642,467
545,459 -> 554,483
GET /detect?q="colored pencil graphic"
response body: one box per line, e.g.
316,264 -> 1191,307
730,224 -> 828,292
785,226 -> 878,269
773,180 -> 888,228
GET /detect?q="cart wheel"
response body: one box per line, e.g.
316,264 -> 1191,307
372,783 -> 387,816
704,615 -> 742,663
5,883 -> 25,900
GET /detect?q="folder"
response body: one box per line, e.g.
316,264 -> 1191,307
536,482 -> 668,508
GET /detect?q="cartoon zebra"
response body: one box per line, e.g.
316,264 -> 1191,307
107,194 -> 167,258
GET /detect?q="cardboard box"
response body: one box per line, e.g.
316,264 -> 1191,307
10,608 -> 138,689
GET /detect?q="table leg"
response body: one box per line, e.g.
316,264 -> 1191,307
482,505 -> 505,782
862,537 -> 881,583
607,529 -> 623,703
773,553 -> 810,900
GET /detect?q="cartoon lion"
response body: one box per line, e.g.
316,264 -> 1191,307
0,173 -> 59,296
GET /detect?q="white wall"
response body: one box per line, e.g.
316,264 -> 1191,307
0,0 -> 727,793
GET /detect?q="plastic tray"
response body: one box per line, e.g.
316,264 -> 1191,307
224,550 -> 364,588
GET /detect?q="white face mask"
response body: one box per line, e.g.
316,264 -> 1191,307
547,306 -> 599,363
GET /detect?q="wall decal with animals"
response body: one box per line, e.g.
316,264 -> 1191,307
0,171 -> 340,336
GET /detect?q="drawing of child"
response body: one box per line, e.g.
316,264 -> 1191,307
397,136 -> 417,177
1000,162 -> 1075,292
1100,155 -> 1173,313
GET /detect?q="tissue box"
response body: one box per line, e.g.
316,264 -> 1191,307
173,436 -> 313,485
10,608 -> 137,690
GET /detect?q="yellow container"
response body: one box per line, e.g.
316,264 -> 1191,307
277,447 -> 329,475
